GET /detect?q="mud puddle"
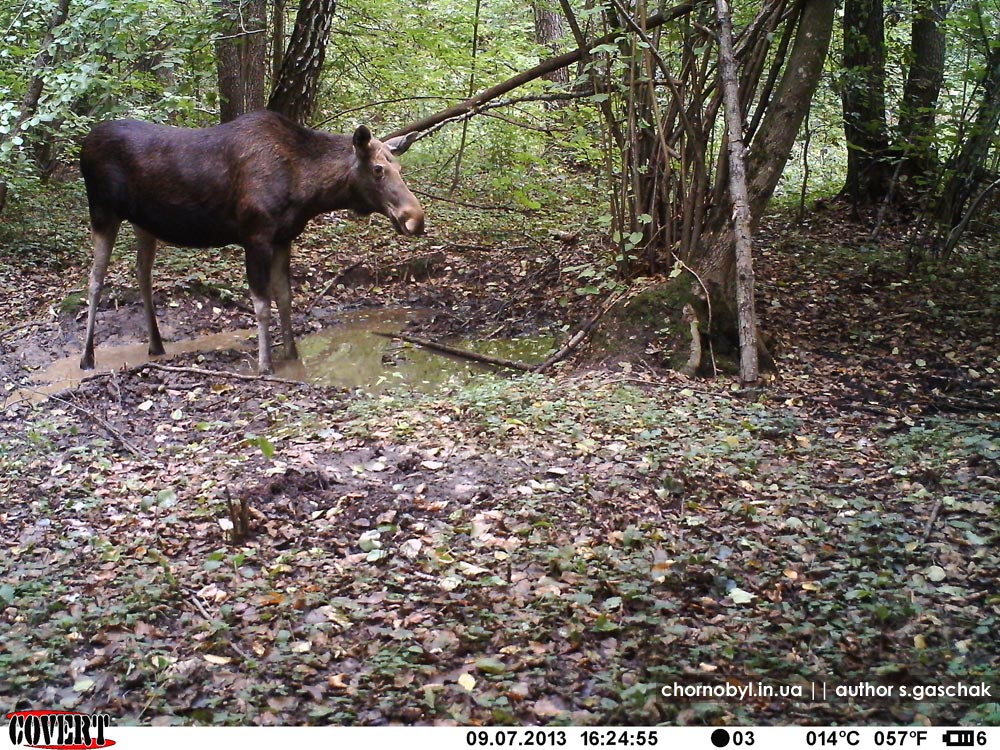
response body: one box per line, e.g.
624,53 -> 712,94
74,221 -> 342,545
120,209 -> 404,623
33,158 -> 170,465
273,308 -> 556,391
9,329 -> 258,405
12,308 -> 556,405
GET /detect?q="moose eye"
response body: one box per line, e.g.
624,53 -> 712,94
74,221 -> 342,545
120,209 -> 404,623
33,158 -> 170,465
373,164 -> 385,179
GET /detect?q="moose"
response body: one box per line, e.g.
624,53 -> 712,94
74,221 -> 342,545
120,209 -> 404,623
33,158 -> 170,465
78,110 -> 424,374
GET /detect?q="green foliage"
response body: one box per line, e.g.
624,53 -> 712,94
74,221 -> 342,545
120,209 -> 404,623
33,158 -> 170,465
1,0 -> 216,204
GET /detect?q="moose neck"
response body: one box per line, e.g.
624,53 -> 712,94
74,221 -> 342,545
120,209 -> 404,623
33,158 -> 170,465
302,134 -> 365,216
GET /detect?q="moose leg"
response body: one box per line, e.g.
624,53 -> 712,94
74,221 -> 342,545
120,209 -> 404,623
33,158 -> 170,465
270,243 -> 298,360
134,226 -> 165,356
80,220 -> 121,370
245,244 -> 274,375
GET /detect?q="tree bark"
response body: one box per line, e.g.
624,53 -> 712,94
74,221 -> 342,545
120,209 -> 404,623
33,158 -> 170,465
696,0 -> 835,343
534,2 -> 569,85
897,0 -> 946,181
936,46 -> 1000,231
715,0 -> 759,384
267,0 -> 337,123
0,0 -> 71,215
840,0 -> 891,205
216,0 -> 267,122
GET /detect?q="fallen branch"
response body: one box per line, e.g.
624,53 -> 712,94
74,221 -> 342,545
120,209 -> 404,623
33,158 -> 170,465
0,319 -> 47,342
532,289 -> 626,373
378,288 -> 628,376
386,3 -> 694,140
139,362 -> 306,386
45,392 -> 146,459
922,498 -> 944,544
375,332 -> 536,372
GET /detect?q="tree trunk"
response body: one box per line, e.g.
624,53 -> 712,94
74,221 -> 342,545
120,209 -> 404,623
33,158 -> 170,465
267,0 -> 337,123
0,0 -> 71,215
715,0 -> 759,384
695,0 -> 835,361
534,2 -> 569,85
840,0 -> 891,205
272,0 -> 286,84
743,0 -> 837,221
935,47 -> 1000,232
897,0 -> 946,181
216,0 -> 267,123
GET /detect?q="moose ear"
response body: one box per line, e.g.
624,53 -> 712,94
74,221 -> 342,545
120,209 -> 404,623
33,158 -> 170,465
383,131 -> 418,156
352,125 -> 372,151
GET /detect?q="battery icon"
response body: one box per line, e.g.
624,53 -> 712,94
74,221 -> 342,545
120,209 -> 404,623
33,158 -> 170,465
943,730 -> 976,747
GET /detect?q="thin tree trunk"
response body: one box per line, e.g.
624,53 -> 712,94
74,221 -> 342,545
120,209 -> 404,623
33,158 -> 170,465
715,0 -> 759,384
272,0 -> 286,84
936,47 -> 1000,232
0,0 -> 71,215
451,0 -> 482,193
267,0 -> 337,123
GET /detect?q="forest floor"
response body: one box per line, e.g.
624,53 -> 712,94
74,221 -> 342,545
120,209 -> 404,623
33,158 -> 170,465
0,186 -> 998,726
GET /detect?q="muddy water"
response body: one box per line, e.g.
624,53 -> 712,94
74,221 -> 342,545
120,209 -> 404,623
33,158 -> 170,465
16,308 -> 555,403
15,329 -> 258,403
275,308 -> 556,391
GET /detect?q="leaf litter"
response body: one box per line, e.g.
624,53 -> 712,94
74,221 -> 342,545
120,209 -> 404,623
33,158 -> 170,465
0,202 -> 997,726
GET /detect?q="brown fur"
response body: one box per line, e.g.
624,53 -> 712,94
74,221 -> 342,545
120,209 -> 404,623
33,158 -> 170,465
79,111 -> 424,374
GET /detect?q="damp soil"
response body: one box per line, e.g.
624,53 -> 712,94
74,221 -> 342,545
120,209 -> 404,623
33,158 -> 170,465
8,306 -> 558,407
0,232 -> 571,407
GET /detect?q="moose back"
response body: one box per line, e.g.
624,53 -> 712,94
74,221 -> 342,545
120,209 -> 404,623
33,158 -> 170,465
78,111 -> 424,374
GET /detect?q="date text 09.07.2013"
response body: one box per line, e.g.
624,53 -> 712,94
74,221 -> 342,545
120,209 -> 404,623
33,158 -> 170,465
464,730 -> 659,747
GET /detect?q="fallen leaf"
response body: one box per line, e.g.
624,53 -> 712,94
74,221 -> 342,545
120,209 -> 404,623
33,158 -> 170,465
475,657 -> 506,675
729,587 -> 756,604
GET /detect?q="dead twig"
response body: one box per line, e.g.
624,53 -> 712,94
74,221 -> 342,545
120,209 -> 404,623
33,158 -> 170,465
533,288 -> 628,373
922,498 -> 945,544
187,591 -> 215,621
45,392 -> 146,459
140,362 -> 305,386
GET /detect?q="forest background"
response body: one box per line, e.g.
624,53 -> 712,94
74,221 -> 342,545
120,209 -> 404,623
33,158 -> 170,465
0,0 -> 998,728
